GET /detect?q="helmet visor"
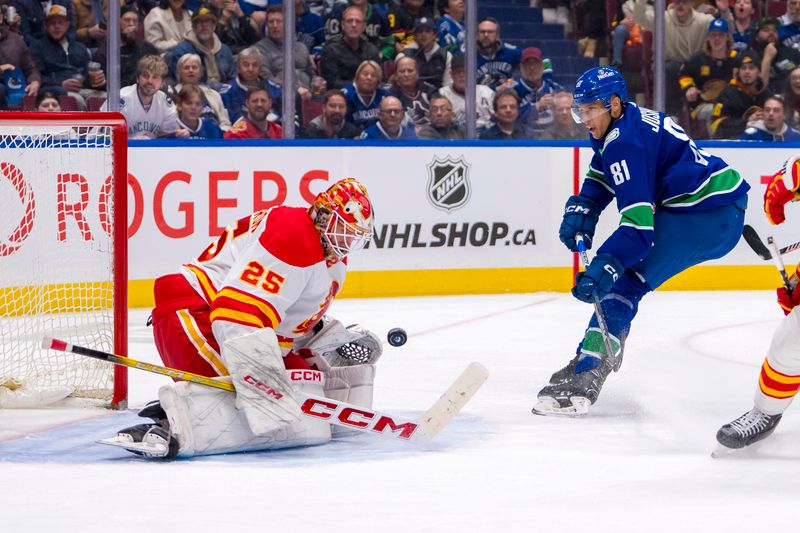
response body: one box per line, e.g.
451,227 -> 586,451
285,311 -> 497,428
571,103 -> 610,124
324,210 -> 373,258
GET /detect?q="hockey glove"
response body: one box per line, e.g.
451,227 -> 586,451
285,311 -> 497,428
559,195 -> 600,252
572,253 -> 624,303
764,157 -> 800,225
777,266 -> 800,315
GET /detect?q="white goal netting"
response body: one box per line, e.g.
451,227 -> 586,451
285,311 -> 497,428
0,122 -> 125,408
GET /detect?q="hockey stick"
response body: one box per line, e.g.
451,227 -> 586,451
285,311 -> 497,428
42,337 -> 488,442
741,224 -> 793,291
576,233 -> 621,371
742,224 -> 800,259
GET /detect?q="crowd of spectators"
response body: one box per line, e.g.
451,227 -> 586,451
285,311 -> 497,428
7,0 -> 800,142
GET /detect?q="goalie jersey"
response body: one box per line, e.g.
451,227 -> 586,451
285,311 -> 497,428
580,103 -> 750,269
180,206 -> 347,351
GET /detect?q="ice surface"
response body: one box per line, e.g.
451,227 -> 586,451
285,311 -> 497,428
1,292 -> 798,532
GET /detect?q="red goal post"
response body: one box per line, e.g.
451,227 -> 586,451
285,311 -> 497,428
0,112 -> 128,408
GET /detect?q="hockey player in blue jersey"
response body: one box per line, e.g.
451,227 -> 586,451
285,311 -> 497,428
532,66 -> 750,417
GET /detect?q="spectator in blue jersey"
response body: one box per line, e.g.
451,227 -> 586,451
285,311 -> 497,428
436,0 -> 463,54
507,47 -> 563,136
320,5 -> 381,89
165,7 -> 236,91
533,66 -> 749,417
779,0 -> 800,51
732,0 -> 757,52
324,0 -> 392,58
292,0 -> 325,53
342,59 -> 389,131
476,17 -> 521,90
480,88 -> 530,140
220,47 -> 282,123
740,94 -> 800,140
301,89 -> 362,138
175,84 -> 225,139
14,0 -> 75,46
398,16 -> 452,88
207,0 -> 261,56
359,95 -> 418,139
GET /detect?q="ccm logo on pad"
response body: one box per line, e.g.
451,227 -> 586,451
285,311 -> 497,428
243,375 -> 283,400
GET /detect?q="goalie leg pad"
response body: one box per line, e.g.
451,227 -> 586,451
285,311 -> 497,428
159,372 -> 331,458
222,328 -> 302,435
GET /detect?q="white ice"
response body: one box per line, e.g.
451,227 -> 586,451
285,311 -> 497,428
2,291 -> 799,532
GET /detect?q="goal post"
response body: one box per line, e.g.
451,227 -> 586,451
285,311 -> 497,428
0,112 -> 127,409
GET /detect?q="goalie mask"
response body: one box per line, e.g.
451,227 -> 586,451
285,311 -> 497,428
311,178 -> 374,260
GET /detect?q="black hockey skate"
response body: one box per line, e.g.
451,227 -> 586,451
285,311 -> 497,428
98,400 -> 179,459
532,356 -> 613,417
715,408 -> 783,451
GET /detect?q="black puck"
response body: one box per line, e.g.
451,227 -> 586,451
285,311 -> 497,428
387,327 -> 407,347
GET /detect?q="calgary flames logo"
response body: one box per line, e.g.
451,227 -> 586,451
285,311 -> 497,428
0,162 -> 35,257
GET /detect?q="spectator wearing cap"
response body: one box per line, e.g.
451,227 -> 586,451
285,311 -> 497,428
398,16 -> 452,88
740,94 -> 800,140
710,48 -> 771,138
30,4 -> 105,109
633,0 -> 733,117
753,16 -> 800,93
144,0 -> 192,54
15,0 -> 75,47
507,46 -> 563,135
255,5 -> 317,99
436,0 -> 464,54
678,17 -> 735,136
476,17 -> 521,90
166,6 -> 235,90
480,87 -> 530,140
324,0 -> 392,59
387,0 -> 433,56
320,4 -> 380,89
779,0 -> 800,51
0,4 -> 41,107
439,52 -> 495,130
732,0 -> 757,52
93,4 -> 159,89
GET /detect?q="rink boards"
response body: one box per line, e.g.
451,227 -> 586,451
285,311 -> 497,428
4,139 -> 796,305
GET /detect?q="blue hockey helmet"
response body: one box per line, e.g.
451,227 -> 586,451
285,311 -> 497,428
572,66 -> 628,108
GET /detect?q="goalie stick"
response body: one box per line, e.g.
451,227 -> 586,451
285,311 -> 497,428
741,225 -> 793,291
42,337 -> 488,443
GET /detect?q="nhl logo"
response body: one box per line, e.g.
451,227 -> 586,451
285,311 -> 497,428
426,156 -> 471,212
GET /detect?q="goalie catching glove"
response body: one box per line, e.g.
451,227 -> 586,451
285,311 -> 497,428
764,156 -> 800,225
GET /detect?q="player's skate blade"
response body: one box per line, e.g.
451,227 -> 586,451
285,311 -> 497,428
531,396 -> 590,417
97,435 -> 170,458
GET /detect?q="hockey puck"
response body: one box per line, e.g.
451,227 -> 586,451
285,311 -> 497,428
387,328 -> 407,347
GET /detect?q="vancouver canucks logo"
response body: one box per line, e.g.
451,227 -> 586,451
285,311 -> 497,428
426,156 -> 471,212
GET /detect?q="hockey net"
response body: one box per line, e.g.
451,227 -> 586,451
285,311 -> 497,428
0,113 -> 127,409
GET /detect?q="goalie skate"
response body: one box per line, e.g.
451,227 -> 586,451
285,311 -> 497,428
98,421 -> 178,459
532,356 -> 612,417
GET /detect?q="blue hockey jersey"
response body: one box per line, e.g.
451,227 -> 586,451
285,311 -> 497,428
477,43 -> 521,89
342,82 -> 390,130
580,103 -> 750,269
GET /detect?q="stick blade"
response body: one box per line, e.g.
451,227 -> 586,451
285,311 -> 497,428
416,362 -> 489,440
742,224 -> 772,260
